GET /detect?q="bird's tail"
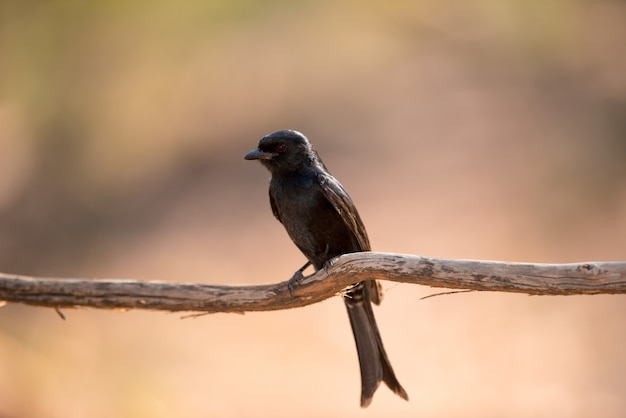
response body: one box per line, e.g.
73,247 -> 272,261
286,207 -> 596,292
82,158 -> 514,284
344,281 -> 409,407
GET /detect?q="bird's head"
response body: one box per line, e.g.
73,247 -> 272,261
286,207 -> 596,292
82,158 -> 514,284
244,130 -> 318,174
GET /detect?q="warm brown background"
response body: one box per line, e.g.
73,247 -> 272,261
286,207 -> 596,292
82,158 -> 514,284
1,1 -> 625,417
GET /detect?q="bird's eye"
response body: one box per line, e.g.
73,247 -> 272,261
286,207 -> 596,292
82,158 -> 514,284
275,143 -> 287,153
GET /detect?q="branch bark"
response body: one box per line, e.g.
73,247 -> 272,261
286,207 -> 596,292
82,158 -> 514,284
1,252 -> 625,313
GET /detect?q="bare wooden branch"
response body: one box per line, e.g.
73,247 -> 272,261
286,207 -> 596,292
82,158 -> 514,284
1,252 -> 625,313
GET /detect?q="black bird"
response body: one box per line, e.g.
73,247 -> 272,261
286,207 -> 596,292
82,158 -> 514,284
245,130 -> 408,407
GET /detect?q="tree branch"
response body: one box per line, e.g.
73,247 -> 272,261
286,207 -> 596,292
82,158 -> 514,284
1,252 -> 625,313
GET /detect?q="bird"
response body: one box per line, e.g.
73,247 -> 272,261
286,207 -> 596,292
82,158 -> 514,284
244,129 -> 408,407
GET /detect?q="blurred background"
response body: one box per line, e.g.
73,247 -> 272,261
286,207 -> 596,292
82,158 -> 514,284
1,0 -> 625,416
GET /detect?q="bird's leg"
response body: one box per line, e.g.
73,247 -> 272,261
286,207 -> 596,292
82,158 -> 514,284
288,261 -> 311,295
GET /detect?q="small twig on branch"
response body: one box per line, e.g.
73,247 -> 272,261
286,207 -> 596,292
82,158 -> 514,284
0,252 -> 624,314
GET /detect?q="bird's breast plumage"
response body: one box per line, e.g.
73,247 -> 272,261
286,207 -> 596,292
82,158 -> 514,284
269,170 -> 365,269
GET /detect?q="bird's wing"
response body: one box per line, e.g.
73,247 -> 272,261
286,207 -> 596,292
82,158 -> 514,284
318,172 -> 382,304
317,172 -> 371,252
269,188 -> 282,223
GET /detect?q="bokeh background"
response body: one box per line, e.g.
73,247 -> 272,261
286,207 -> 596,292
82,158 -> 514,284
1,1 -> 626,417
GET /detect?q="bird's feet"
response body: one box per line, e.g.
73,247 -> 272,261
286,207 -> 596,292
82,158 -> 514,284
322,257 -> 337,273
288,261 -> 311,295
287,270 -> 305,295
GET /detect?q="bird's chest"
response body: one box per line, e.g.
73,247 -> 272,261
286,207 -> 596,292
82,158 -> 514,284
270,175 -> 320,231
269,174 -> 341,264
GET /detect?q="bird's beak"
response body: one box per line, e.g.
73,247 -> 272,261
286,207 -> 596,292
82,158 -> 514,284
244,148 -> 276,160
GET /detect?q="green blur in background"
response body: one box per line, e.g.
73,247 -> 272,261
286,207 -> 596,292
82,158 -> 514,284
1,1 -> 625,417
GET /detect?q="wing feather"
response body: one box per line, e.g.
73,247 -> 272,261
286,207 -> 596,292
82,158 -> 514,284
269,189 -> 281,223
317,172 -> 370,252
318,172 -> 382,304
